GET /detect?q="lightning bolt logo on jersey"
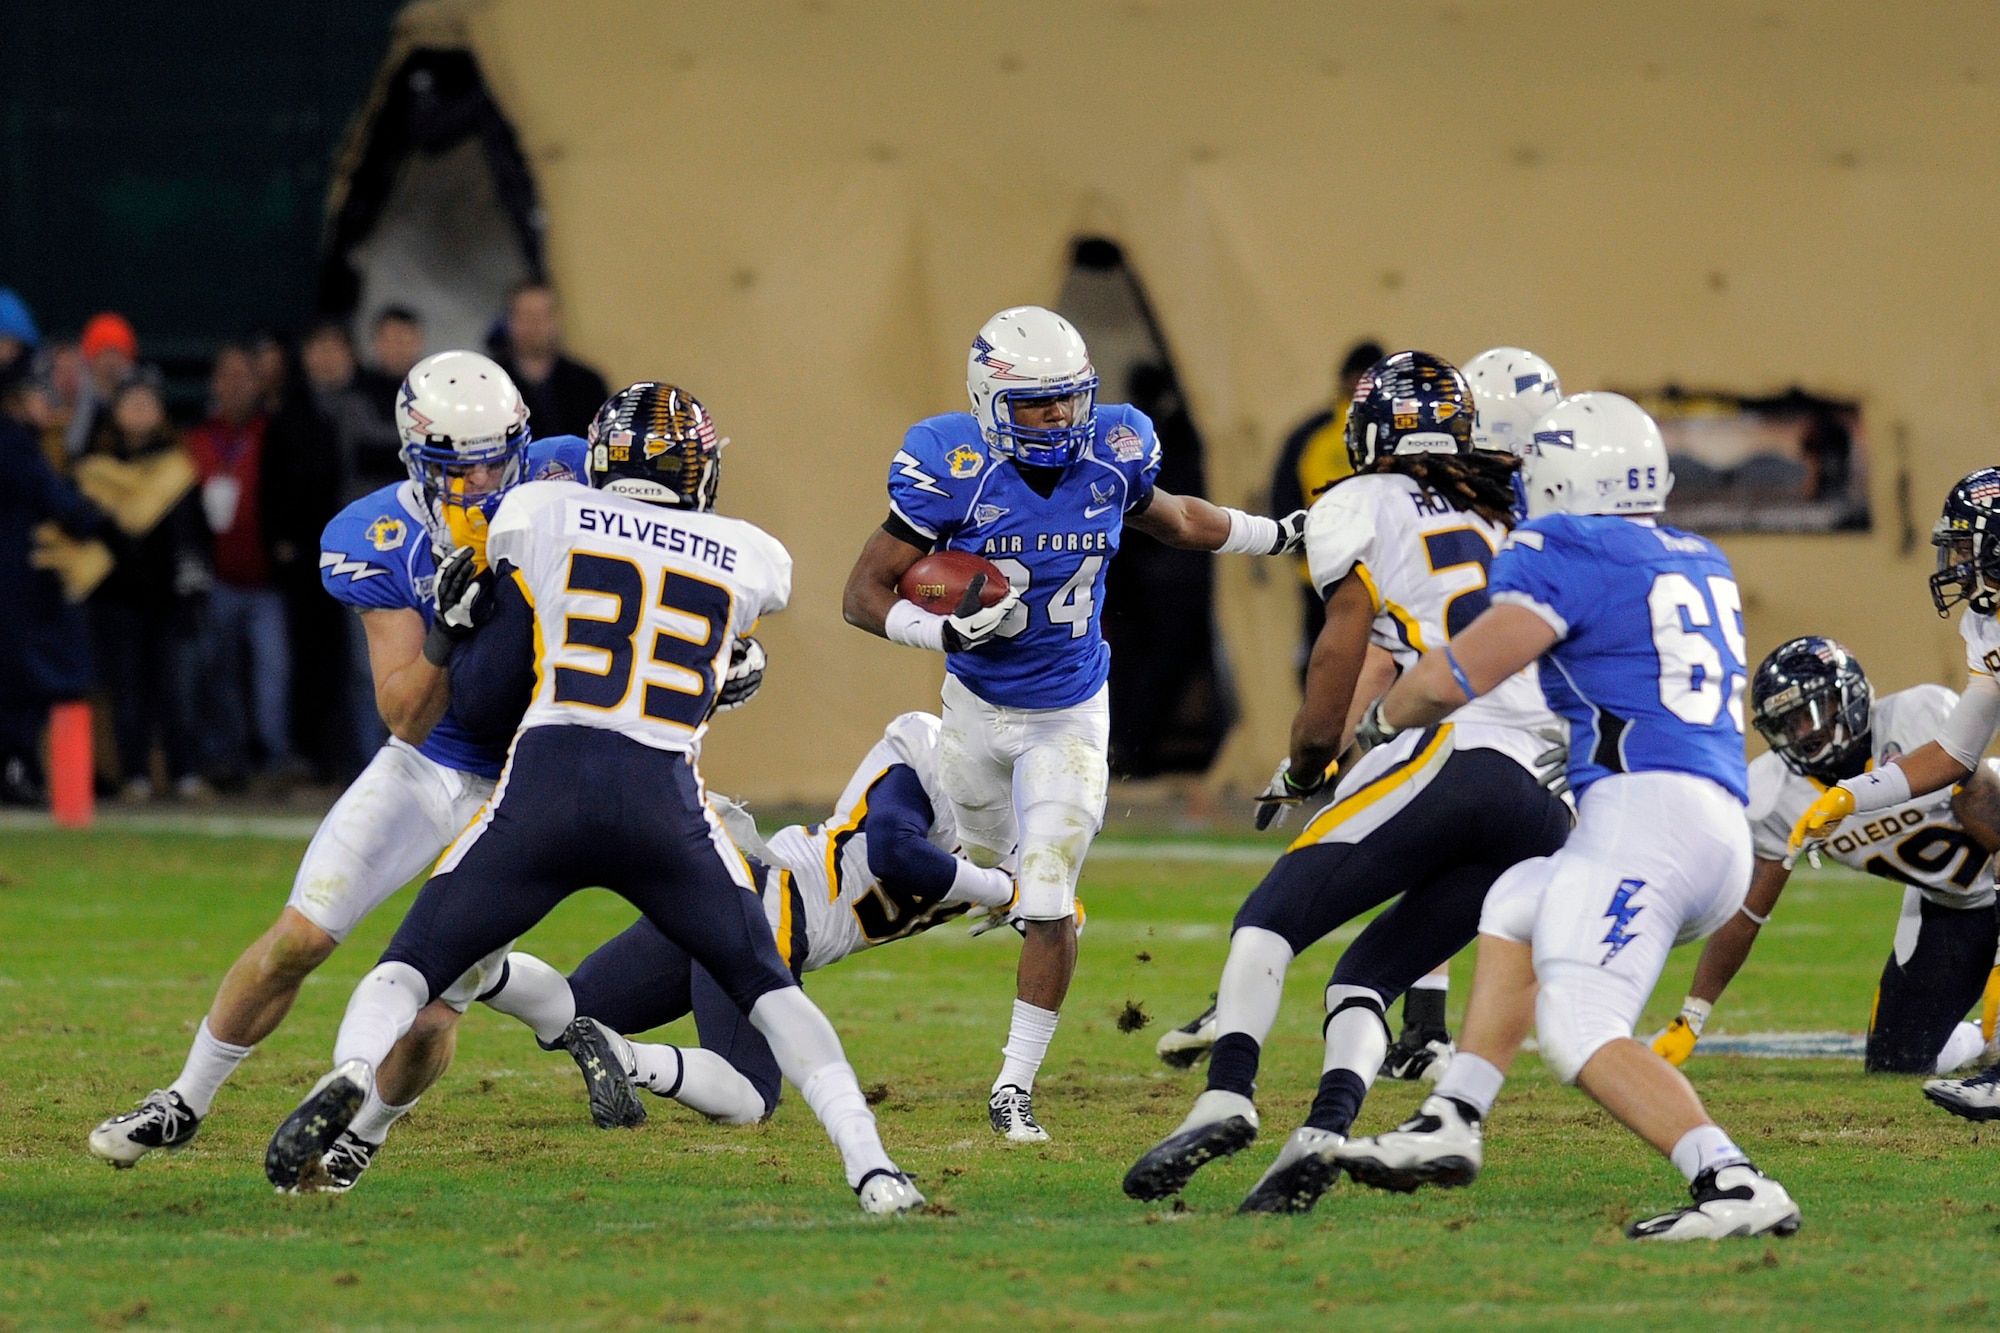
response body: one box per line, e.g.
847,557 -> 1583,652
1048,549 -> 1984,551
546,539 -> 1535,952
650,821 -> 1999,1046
316,434 -> 589,779
887,404 -> 1163,709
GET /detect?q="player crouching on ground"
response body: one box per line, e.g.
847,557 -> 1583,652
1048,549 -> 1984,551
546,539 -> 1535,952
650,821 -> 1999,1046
480,711 -> 1050,1132
1789,468 -> 2000,1120
1653,636 -> 2000,1077
1337,392 -> 1801,1241
264,384 -> 924,1215
89,351 -> 583,1174
841,306 -> 1305,1142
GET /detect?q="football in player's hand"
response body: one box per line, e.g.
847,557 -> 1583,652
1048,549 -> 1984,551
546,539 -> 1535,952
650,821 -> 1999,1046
897,550 -> 1010,615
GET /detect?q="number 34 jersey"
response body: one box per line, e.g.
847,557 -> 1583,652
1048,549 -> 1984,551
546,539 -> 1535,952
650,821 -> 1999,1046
485,480 -> 792,754
1304,473 -> 1558,769
1747,685 -> 1995,909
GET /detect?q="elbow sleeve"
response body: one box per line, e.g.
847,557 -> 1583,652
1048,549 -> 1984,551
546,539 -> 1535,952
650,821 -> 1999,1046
1938,673 -> 2000,771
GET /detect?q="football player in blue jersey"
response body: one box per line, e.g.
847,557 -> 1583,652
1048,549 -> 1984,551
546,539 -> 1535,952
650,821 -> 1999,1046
842,306 -> 1307,1141
89,350 -> 588,1172
1336,392 -> 1802,1241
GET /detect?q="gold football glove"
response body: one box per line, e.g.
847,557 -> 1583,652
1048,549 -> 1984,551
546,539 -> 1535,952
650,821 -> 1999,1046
1786,785 -> 1855,861
1652,1015 -> 1699,1068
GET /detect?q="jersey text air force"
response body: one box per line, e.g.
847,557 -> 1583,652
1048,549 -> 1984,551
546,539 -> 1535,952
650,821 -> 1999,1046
888,405 -> 1162,709
317,435 -> 588,778
1489,513 -> 1749,802
486,480 -> 791,753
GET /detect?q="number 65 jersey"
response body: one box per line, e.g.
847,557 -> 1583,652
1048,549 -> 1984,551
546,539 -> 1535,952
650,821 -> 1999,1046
484,480 -> 792,753
1304,472 -> 1558,769
1747,685 -> 1995,909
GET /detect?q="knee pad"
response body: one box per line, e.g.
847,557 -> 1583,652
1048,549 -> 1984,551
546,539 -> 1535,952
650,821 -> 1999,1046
1014,800 -> 1096,920
1534,967 -> 1631,1086
1322,984 -> 1389,1038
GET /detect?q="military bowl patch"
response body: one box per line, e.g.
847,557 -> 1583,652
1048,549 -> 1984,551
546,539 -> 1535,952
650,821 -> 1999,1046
1105,424 -> 1144,462
536,459 -> 575,483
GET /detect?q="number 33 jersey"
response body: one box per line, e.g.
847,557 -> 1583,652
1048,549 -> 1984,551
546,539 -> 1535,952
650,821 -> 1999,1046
1747,685 -> 1995,908
485,480 -> 792,754
1304,473 -> 1558,768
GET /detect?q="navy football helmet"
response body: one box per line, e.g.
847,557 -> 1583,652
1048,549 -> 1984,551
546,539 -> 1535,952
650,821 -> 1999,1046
1344,350 -> 1474,472
1930,467 -> 2000,617
587,382 -> 725,511
1749,636 -> 1873,784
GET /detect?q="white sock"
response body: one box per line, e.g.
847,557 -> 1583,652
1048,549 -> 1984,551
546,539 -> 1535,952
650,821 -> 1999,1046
619,1038 -> 767,1124
332,962 -> 431,1071
993,999 -> 1060,1094
1936,1020 -> 1985,1074
1216,927 -> 1295,1044
479,953 -> 576,1046
168,1019 -> 255,1118
1432,1051 -> 1505,1118
1410,973 -> 1449,992
1669,1123 -> 1749,1182
349,1089 -> 418,1145
1322,984 -> 1390,1081
748,987 -> 895,1188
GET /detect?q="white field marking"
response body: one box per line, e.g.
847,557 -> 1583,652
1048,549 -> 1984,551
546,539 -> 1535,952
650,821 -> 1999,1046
1088,841 -> 1275,864
1532,1031 -> 1869,1060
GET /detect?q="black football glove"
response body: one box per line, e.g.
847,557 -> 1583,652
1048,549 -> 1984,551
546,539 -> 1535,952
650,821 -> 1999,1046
422,546 -> 493,666
714,636 -> 767,712
1271,508 -> 1309,555
939,573 -> 1022,653
1253,757 -> 1332,831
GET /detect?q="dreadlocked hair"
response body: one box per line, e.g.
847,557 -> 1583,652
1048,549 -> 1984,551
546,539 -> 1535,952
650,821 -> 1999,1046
1384,452 -> 1521,527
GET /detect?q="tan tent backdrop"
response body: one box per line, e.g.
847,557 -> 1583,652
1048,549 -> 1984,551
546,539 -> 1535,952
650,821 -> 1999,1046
338,0 -> 2000,804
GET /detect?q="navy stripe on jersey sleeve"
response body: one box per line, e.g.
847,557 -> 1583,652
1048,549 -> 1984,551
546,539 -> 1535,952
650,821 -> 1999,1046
446,559 -> 538,745
862,763 -> 955,902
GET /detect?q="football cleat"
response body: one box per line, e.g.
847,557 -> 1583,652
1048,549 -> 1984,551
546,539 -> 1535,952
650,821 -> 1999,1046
1922,1061 -> 2000,1121
265,1059 -> 371,1194
562,1017 -> 647,1129
1155,1002 -> 1218,1070
1237,1126 -> 1344,1215
1122,1089 -> 1259,1201
316,1132 -> 378,1194
855,1168 -> 926,1216
1626,1164 -> 1801,1241
89,1089 -> 201,1168
989,1084 -> 1051,1143
1381,1029 -> 1455,1082
1337,1094 -> 1482,1193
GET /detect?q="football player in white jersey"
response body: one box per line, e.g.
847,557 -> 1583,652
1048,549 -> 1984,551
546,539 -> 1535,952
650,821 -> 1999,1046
842,306 -> 1306,1143
1790,469 -> 2000,1118
1653,637 -> 2000,1077
262,383 -> 924,1215
1123,351 -> 1571,1214
87,351 -> 583,1170
477,712 -> 1077,1134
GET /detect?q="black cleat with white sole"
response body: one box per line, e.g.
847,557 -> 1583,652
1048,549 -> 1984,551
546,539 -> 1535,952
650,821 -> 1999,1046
89,1089 -> 202,1168
562,1017 -> 647,1129
265,1059 -> 370,1193
1922,1061 -> 2000,1122
1238,1127 -> 1344,1215
1123,1090 -> 1259,1201
1626,1163 -> 1801,1241
317,1132 -> 378,1194
1155,1001 -> 1218,1071
1336,1094 -> 1482,1194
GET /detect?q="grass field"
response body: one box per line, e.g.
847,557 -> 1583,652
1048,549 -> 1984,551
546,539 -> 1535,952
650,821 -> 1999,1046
1,825 -> 1996,1331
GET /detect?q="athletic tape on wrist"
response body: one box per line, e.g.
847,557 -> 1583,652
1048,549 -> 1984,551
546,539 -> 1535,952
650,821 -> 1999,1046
1217,508 -> 1282,556
883,598 -> 947,652
1840,763 -> 1911,812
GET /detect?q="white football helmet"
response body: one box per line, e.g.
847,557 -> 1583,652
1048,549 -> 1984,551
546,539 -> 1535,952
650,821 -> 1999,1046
395,350 -> 531,539
966,306 -> 1098,468
1464,347 -> 1561,457
1521,392 -> 1673,519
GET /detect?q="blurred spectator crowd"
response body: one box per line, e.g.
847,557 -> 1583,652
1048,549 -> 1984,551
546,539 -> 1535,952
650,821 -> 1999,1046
0,282 -> 606,807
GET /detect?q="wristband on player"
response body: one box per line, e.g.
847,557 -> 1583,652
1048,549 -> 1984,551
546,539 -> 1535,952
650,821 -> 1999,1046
1443,645 -> 1478,700
1216,508 -> 1282,556
1837,763 -> 1911,813
883,598 -> 947,652
1678,996 -> 1713,1036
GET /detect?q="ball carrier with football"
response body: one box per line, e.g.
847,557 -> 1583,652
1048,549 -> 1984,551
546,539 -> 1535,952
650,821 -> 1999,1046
844,306 -> 1306,1141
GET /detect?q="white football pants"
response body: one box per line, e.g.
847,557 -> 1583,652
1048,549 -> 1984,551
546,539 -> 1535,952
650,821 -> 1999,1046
939,673 -> 1108,921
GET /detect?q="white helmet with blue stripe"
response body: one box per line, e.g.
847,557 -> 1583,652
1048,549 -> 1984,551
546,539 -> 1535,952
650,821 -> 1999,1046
1464,346 -> 1562,457
966,306 -> 1099,469
1522,392 -> 1673,519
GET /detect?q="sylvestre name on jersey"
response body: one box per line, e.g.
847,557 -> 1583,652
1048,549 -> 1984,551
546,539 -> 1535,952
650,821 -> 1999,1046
568,501 -> 742,571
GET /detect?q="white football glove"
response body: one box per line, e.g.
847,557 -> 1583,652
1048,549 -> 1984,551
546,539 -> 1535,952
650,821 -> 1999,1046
940,574 -> 1022,653
714,636 -> 766,712
1253,756 -> 1332,831
422,545 -> 492,666
1531,725 -> 1569,797
1272,508 -> 1309,555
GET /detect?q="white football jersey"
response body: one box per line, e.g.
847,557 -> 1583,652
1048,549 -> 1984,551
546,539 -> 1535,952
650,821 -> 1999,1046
1748,684 -> 1995,909
485,480 -> 791,754
1303,473 -> 1559,768
1963,609 -> 2000,681
754,712 -> 984,973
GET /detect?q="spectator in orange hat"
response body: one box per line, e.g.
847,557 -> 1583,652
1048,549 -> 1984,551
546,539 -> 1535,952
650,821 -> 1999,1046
66,312 -> 138,457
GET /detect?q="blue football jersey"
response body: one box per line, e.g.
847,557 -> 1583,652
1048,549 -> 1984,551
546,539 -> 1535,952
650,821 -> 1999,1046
317,435 -> 589,778
887,406 -> 1162,709
1488,513 -> 1750,803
